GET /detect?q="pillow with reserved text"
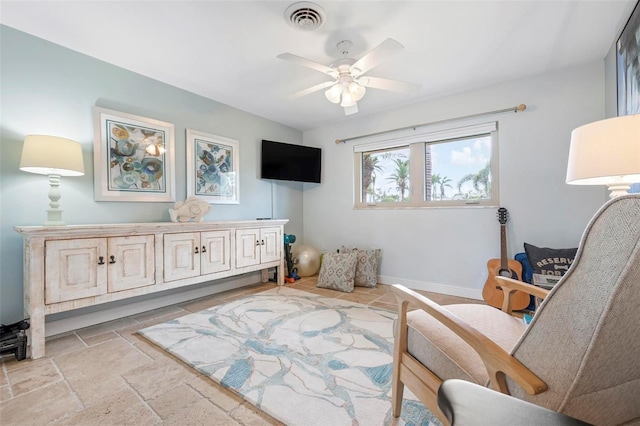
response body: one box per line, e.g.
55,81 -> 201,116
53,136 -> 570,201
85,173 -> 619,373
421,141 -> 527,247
524,242 -> 578,277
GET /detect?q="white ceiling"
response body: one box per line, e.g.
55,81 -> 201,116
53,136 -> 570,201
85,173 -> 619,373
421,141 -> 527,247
0,1 -> 634,131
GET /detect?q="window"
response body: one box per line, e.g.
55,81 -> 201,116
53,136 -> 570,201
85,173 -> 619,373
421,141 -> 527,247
354,122 -> 499,208
361,146 -> 411,204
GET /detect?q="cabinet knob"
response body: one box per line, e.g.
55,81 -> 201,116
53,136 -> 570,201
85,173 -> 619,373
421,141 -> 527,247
261,240 -> 265,245
195,246 -> 199,254
98,256 -> 105,265
256,240 -> 260,246
201,246 -> 207,253
109,255 -> 116,264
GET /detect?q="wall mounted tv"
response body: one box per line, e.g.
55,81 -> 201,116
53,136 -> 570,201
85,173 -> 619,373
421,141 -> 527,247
261,140 -> 321,183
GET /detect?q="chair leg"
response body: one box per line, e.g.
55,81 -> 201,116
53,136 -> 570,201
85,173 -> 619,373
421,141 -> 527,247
392,298 -> 410,417
392,366 -> 405,417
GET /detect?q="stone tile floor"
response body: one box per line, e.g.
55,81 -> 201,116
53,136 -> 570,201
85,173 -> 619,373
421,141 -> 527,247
0,277 -> 481,425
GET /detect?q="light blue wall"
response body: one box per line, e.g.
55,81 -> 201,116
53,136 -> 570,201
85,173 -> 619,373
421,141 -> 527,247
302,61 -> 608,299
0,26 -> 303,323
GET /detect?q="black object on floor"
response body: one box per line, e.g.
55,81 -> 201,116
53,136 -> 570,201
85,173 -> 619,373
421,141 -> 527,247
0,319 -> 30,361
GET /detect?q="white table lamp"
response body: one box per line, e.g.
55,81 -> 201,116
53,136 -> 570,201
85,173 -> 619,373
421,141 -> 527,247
566,115 -> 640,199
20,135 -> 85,225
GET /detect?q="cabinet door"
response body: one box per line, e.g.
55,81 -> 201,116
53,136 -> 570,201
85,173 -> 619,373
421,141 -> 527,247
201,230 -> 231,275
260,227 -> 282,264
164,233 -> 200,282
107,235 -> 155,292
235,228 -> 260,268
45,238 -> 108,304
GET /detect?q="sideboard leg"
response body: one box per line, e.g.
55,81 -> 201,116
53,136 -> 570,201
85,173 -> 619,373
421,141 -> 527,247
277,259 -> 285,286
28,310 -> 45,359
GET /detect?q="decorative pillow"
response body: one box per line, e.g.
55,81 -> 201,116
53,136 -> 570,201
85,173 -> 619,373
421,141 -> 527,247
341,246 -> 382,288
316,252 -> 357,292
524,242 -> 578,277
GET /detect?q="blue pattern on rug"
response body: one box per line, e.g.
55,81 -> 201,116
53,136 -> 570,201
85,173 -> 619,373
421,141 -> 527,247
139,287 -> 440,426
365,364 -> 392,385
222,359 -> 252,388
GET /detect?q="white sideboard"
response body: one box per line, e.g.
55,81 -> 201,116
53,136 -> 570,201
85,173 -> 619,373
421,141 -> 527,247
14,219 -> 288,359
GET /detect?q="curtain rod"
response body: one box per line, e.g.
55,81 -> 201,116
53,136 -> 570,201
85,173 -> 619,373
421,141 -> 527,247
335,103 -> 527,144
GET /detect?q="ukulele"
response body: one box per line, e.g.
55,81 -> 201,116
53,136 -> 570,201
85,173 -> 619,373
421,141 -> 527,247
482,207 -> 529,310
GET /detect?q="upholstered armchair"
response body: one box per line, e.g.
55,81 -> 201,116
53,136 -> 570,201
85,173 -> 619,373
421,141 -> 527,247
391,194 -> 640,425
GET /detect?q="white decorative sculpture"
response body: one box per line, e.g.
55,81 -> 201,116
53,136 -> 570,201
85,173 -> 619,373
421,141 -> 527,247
169,196 -> 211,222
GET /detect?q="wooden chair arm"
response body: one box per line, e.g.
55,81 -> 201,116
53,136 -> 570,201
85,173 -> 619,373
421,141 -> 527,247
391,284 -> 547,396
496,277 -> 550,315
496,276 -> 550,299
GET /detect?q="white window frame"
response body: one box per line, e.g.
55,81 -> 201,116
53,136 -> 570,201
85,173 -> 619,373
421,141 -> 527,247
354,122 -> 500,209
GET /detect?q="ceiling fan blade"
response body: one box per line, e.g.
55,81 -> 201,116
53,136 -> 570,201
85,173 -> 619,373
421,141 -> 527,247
351,38 -> 404,75
290,81 -> 337,99
357,76 -> 421,94
344,103 -> 358,116
277,53 -> 338,77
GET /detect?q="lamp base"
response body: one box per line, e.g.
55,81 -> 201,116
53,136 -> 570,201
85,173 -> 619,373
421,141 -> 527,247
44,174 -> 66,226
44,209 -> 65,226
607,183 -> 631,199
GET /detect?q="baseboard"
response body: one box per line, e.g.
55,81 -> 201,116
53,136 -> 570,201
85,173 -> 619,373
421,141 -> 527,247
45,273 -> 263,338
377,275 -> 483,301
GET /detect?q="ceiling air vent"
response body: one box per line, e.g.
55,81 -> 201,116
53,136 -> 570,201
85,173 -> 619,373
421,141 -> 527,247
285,2 -> 326,31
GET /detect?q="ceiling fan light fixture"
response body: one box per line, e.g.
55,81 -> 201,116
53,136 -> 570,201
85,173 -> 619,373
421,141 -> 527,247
348,82 -> 366,102
325,85 -> 342,104
340,91 -> 356,107
278,37 -> 419,116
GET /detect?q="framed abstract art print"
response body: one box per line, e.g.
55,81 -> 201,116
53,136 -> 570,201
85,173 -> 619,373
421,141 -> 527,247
186,129 -> 239,204
617,1 -> 640,116
93,107 -> 176,202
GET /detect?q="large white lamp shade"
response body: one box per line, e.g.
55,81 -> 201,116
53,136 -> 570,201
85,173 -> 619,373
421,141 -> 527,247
20,135 -> 85,225
566,115 -> 640,198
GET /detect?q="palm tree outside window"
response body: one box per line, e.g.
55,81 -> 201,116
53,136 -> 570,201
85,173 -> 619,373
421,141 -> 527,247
354,123 -> 498,208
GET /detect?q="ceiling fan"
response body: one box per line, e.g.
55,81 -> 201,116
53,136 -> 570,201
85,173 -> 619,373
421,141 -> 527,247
278,38 -> 421,116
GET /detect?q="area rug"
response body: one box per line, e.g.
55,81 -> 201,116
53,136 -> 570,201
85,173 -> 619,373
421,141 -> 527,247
138,287 -> 440,426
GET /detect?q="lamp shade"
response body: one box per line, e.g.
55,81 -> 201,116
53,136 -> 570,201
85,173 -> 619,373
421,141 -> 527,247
566,115 -> 640,186
20,135 -> 85,176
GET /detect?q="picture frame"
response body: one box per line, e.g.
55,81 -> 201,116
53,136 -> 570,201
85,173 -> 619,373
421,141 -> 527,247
617,0 -> 640,116
93,107 -> 176,202
186,129 -> 240,204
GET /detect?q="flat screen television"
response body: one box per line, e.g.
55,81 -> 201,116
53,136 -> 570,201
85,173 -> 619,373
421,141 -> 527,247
261,140 -> 321,183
